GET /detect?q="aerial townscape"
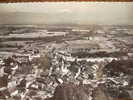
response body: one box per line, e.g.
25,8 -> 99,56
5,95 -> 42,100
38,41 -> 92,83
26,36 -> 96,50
0,24 -> 133,100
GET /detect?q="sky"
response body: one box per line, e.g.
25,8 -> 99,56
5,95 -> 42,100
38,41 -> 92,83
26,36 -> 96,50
0,2 -> 133,25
